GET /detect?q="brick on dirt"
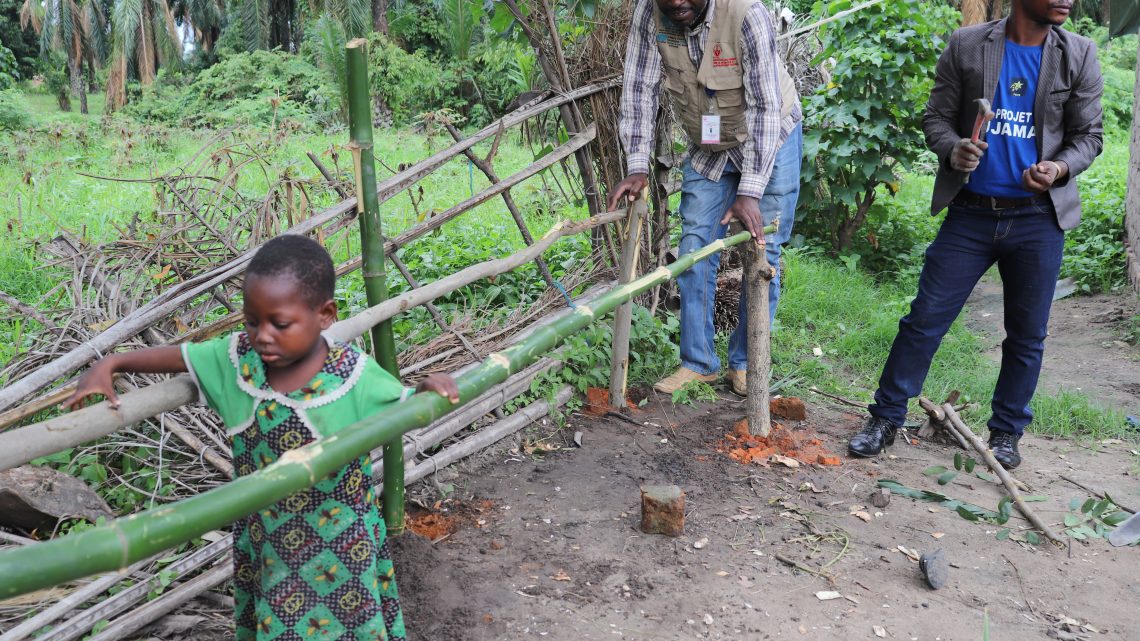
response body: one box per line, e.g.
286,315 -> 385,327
639,484 -> 685,536
770,396 -> 807,421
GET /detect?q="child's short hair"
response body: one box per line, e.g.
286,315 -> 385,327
246,235 -> 335,307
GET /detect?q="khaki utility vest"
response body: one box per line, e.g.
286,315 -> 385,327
654,0 -> 798,153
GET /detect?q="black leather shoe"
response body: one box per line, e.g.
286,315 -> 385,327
988,431 -> 1022,470
848,416 -> 900,458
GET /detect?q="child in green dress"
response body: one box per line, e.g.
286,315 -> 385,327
67,235 -> 459,641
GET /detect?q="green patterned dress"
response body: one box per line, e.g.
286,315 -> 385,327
182,333 -> 409,641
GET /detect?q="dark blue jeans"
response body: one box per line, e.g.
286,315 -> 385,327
869,200 -> 1065,436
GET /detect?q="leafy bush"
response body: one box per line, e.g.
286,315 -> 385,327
388,1 -> 449,54
0,43 -> 18,91
126,50 -> 337,129
1101,63 -> 1134,136
799,0 -> 958,252
1062,143 -> 1128,293
366,33 -> 461,125
0,89 -> 30,131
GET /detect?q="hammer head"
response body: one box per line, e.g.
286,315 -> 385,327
970,98 -> 995,143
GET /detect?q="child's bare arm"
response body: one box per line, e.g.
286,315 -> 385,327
65,346 -> 188,410
416,373 -> 460,404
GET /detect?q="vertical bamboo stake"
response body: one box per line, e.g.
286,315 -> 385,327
744,240 -> 775,436
346,38 -> 404,534
608,189 -> 647,409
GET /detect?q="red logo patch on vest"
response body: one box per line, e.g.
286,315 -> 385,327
711,42 -> 737,68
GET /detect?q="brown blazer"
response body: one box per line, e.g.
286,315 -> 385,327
924,18 -> 1103,229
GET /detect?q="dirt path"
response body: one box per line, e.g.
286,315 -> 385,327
393,391 -> 1140,641
965,270 -> 1140,418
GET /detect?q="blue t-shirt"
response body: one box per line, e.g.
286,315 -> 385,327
969,41 -> 1042,198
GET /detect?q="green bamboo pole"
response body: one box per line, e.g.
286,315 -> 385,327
345,38 -> 405,534
0,227 -> 770,599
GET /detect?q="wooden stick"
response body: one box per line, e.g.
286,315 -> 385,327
0,377 -> 200,472
744,237 -> 775,437
807,385 -> 865,408
84,561 -> 232,641
0,556 -> 156,641
328,210 -> 622,344
390,358 -> 560,463
381,124 -> 595,255
162,419 -> 234,478
608,193 -> 645,409
774,553 -> 834,581
917,396 -> 970,450
0,289 -> 58,331
401,386 -> 574,486
35,535 -> 232,641
940,403 -> 1064,545
444,122 -> 559,291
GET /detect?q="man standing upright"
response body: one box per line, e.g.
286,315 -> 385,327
847,0 -> 1102,468
607,0 -> 803,397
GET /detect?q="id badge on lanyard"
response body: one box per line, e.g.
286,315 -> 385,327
701,88 -> 721,145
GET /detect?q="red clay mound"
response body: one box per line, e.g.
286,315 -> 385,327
716,420 -> 841,467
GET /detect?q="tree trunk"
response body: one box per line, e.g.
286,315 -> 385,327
1125,34 -> 1140,293
67,48 -> 87,115
835,189 -> 876,251
372,0 -> 389,34
961,0 -> 988,26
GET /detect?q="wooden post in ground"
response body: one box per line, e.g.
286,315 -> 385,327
609,190 -> 647,409
346,38 -> 405,534
743,237 -> 776,437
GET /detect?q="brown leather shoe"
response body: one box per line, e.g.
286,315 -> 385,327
653,367 -> 719,394
725,369 -> 747,396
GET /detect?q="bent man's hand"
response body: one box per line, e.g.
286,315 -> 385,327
606,173 -> 649,211
1022,160 -> 1066,193
721,196 -> 765,245
950,139 -> 989,173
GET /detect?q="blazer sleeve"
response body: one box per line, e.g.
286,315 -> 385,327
1051,39 -> 1103,183
923,29 -> 963,171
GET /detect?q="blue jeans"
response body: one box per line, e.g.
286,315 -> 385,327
869,200 -> 1065,435
677,123 -> 803,375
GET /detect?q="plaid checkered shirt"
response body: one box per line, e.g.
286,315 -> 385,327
619,0 -> 797,198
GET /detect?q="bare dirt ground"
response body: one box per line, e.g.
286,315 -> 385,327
966,270 -> 1140,418
393,386 -> 1140,641
385,284 -> 1140,641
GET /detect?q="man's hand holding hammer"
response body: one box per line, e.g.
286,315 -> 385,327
950,138 -> 989,173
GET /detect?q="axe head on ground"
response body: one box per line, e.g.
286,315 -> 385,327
970,98 -> 995,144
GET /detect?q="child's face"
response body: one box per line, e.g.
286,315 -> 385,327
243,274 -> 337,369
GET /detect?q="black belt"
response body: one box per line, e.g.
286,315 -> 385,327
953,190 -> 1050,211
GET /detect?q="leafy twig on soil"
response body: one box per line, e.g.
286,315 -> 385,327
940,403 -> 1064,546
1059,474 -> 1137,514
1002,554 -> 1035,616
774,553 -> 834,583
807,386 -> 864,408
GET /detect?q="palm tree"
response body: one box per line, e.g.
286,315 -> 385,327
171,0 -> 226,55
20,0 -> 108,113
105,0 -> 183,111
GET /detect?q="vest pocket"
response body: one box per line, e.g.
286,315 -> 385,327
715,88 -> 745,109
